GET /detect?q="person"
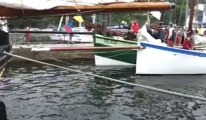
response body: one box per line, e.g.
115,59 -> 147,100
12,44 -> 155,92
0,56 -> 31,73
146,21 -> 159,39
196,24 -> 203,35
158,22 -> 165,42
167,24 -> 175,47
127,20 -> 134,40
175,29 -> 182,45
146,22 -> 153,36
128,20 -> 139,40
182,30 -> 194,50
25,27 -> 31,45
128,20 -> 134,31
131,20 -> 139,34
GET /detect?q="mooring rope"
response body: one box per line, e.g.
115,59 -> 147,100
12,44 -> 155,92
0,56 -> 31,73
3,51 -> 206,101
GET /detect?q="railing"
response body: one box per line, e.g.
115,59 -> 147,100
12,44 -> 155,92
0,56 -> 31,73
9,31 -> 92,45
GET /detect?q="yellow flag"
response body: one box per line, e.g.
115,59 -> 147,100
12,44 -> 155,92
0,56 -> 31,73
73,16 -> 84,23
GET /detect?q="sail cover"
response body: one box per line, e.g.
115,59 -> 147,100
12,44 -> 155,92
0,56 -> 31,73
0,0 -> 145,10
0,0 -> 175,16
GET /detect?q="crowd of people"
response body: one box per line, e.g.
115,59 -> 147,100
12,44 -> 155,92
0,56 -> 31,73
84,19 -> 205,50
145,22 -> 195,49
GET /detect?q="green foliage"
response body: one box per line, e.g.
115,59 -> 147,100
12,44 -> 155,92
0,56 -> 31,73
162,0 -> 187,26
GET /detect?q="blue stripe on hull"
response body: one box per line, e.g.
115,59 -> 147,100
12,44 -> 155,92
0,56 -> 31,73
140,42 -> 206,57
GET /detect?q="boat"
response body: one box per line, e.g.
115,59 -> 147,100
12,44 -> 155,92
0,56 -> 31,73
135,0 -> 206,74
49,27 -> 93,43
0,0 -> 174,66
93,33 -> 137,66
0,0 -> 175,74
86,2 -> 175,66
49,15 -> 93,43
0,18 -> 12,75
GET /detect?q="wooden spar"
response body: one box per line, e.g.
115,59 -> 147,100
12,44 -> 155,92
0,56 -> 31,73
57,2 -> 175,10
31,46 -> 145,52
188,0 -> 196,34
0,2 -> 175,17
9,30 -> 92,34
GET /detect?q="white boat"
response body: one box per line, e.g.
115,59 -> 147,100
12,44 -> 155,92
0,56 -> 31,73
49,27 -> 93,43
136,41 -> 206,74
135,24 -> 206,74
135,0 -> 206,75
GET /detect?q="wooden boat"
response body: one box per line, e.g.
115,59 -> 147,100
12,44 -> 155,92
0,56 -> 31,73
49,27 -> 93,43
135,41 -> 206,74
0,0 -> 174,67
91,22 -> 162,66
0,0 -> 175,74
93,33 -> 137,66
135,0 -> 206,74
74,2 -> 173,66
0,18 -> 12,74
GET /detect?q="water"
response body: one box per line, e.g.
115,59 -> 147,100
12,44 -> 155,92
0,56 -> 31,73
1,60 -> 206,120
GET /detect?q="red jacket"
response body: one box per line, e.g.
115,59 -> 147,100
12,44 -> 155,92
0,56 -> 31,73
182,39 -> 192,49
131,22 -> 139,33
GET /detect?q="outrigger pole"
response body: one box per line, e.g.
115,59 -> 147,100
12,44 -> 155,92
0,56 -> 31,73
31,46 -> 145,52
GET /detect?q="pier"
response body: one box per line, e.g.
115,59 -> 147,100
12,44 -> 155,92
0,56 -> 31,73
12,43 -> 94,61
10,33 -> 94,61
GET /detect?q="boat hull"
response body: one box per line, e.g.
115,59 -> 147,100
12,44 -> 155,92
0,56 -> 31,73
0,31 -> 12,71
0,45 -> 11,69
93,33 -> 137,66
136,42 -> 206,74
50,34 -> 93,43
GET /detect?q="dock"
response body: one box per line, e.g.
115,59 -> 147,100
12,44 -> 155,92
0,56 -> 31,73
9,32 -> 94,62
11,43 -> 94,61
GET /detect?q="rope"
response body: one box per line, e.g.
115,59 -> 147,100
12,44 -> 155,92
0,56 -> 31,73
37,50 -> 132,66
38,53 -> 72,65
3,51 -> 206,101
20,0 -> 25,16
0,68 -> 5,78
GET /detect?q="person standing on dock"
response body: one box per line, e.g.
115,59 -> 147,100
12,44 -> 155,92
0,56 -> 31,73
128,20 -> 139,40
131,20 -> 139,34
25,27 -> 31,45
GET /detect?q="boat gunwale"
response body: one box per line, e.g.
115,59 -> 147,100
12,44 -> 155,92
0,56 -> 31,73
94,34 -> 137,44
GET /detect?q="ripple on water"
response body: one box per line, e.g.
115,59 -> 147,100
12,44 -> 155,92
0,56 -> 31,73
1,62 -> 206,120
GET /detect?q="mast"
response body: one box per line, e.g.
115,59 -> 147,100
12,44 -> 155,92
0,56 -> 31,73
185,0 -> 188,27
188,0 -> 197,34
57,16 -> 63,31
147,0 -> 150,22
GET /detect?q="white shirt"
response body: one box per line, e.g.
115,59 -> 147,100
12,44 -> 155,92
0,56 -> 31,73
168,27 -> 174,39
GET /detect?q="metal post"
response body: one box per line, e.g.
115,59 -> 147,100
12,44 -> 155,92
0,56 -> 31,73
57,16 -> 64,31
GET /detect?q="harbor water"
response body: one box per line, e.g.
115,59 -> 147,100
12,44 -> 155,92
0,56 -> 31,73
1,60 -> 206,120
